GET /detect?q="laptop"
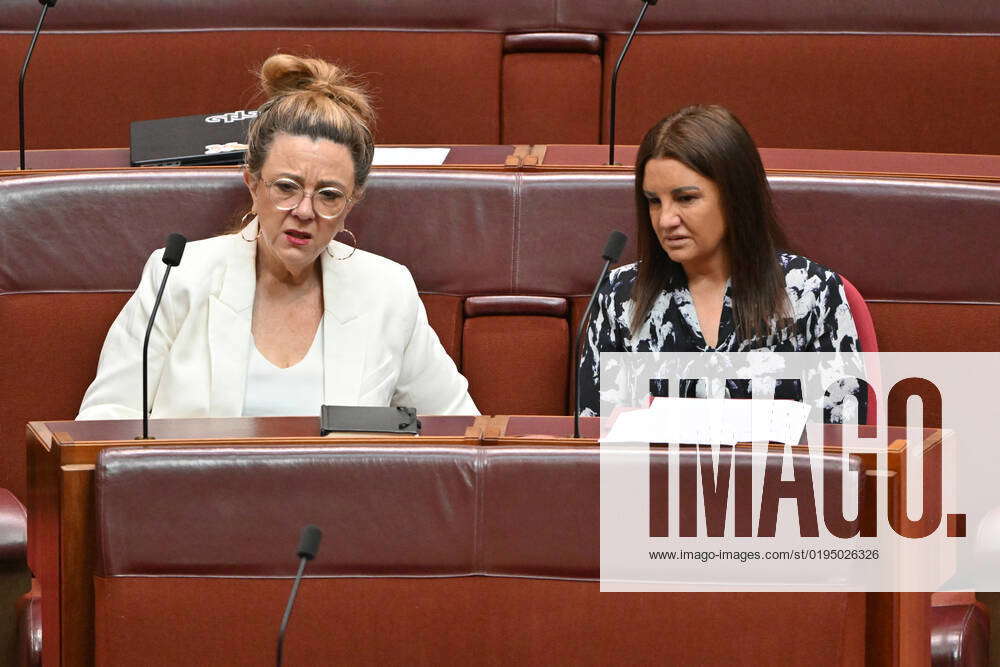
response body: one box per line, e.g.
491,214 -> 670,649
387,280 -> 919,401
129,109 -> 257,167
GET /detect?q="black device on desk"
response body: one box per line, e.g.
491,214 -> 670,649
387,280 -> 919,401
320,405 -> 421,435
129,110 -> 256,166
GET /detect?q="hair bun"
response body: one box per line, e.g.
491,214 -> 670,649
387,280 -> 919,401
259,53 -> 375,128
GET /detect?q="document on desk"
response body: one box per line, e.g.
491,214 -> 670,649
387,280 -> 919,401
371,147 -> 450,166
603,397 -> 811,445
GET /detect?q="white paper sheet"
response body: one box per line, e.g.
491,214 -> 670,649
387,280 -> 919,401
371,147 -> 450,166
604,397 -> 811,445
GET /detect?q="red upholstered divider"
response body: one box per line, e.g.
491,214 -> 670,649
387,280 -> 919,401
0,31 -> 504,150
91,445 -> 870,665
418,295 -> 464,367
840,275 -> 878,427
0,292 -> 130,500
599,34 -> 1000,155
95,577 -> 865,666
868,303 -> 1000,353
3,0 -> 995,153
462,315 -> 569,415
502,51 -> 602,145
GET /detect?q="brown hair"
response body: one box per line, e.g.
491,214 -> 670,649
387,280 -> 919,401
630,105 -> 791,340
245,54 -> 376,188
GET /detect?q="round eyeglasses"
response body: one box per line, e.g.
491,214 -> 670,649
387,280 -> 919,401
264,177 -> 354,219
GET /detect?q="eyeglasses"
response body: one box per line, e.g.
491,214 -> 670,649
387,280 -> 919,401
264,177 -> 355,219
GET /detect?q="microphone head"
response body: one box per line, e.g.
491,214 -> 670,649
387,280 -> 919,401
162,233 -> 187,267
601,231 -> 628,262
645,0 -> 659,5
296,525 -> 322,561
40,0 -> 58,6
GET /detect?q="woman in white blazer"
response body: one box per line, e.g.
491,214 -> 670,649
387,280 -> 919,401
78,54 -> 478,419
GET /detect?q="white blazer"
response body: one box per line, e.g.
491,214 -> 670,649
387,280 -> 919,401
77,222 -> 479,419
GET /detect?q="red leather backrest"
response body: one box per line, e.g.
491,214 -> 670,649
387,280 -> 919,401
90,445 -> 869,665
94,445 -> 866,577
839,276 -> 878,354
1,1 -> 995,151
839,275 -> 878,426
1,169 -> 996,500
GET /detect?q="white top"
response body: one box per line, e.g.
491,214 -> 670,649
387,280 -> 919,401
242,323 -> 324,417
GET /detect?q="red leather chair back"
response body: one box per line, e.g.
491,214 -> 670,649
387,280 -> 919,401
92,444 -> 869,666
840,274 -> 878,426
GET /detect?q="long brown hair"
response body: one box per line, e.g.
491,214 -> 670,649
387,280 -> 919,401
630,105 -> 790,340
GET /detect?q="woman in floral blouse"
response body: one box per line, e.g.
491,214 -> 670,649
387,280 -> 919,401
579,105 -> 864,423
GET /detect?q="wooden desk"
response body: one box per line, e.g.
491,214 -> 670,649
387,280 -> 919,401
525,145 -> 1000,183
4,146 -> 999,183
0,145 -> 522,176
28,416 -> 483,667
28,415 -> 932,666
483,416 -> 937,667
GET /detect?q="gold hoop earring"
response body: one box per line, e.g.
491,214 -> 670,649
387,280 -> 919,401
327,228 -> 357,260
239,212 -> 260,242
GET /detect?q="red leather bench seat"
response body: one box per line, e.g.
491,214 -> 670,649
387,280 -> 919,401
93,445 -> 868,665
1,169 -> 997,501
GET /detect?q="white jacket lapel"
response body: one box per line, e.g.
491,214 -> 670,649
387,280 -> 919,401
208,225 -> 256,415
321,242 -> 367,405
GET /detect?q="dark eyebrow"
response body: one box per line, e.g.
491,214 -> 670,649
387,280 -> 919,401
671,186 -> 701,195
274,173 -> 348,190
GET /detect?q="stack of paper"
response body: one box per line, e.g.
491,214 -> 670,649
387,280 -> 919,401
603,397 -> 811,445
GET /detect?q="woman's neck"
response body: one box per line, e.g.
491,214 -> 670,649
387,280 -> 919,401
255,249 -> 322,292
682,253 -> 731,290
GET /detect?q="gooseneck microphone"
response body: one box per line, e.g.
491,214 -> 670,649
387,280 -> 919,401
138,233 -> 187,440
18,0 -> 59,171
573,231 -> 628,438
277,525 -> 323,667
608,0 -> 658,166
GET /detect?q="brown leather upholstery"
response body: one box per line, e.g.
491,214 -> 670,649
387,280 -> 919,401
0,171 -> 989,666
418,294 -> 464,365
0,490 -> 30,667
930,600 -> 990,667
93,445 -> 868,665
503,33 -> 602,54
464,295 -> 567,317
574,1 -> 999,153
16,585 -> 40,667
0,490 -> 26,566
501,50 -> 603,144
0,18 -> 510,149
599,34 -> 999,154
557,0 -> 998,32
1,1 -> 555,30
775,177 -> 1000,304
463,315 -> 569,416
1,168 -> 996,500
1,1 -> 996,152
7,0 -> 994,35
840,276 -> 878,426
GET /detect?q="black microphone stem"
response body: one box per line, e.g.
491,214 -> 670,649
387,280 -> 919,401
608,0 -> 653,166
141,264 -> 172,440
276,556 -> 309,667
18,2 -> 54,171
573,258 -> 613,438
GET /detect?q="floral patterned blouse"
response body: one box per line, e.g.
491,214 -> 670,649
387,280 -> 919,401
579,253 -> 865,423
